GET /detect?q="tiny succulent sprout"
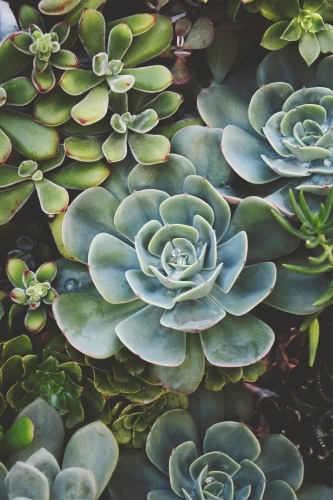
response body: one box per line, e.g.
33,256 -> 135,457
29,26 -> 61,61
7,259 -> 58,333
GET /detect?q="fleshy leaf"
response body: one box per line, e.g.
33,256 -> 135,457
79,8 -> 106,59
0,108 -> 59,161
115,305 -> 186,366
125,66 -> 173,92
25,306 -> 47,333
122,15 -> 172,67
60,69 -> 104,96
204,421 -> 260,461
38,0 -> 81,15
102,131 -> 128,163
34,85 -> 81,126
114,189 -> 168,243
62,187 -> 121,263
7,258 -> 28,287
254,434 -> 303,490
150,334 -> 205,394
200,313 -> 274,367
2,77 -> 38,106
0,181 -> 35,224
172,126 -> 233,188
146,409 -> 200,475
128,131 -> 170,164
53,293 -> 145,358
89,233 -> 139,303
71,82 -> 109,125
35,178 -> 69,214
63,421 -> 118,499
128,154 -> 196,196
108,22 -> 133,61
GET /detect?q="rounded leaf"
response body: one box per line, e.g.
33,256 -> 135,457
200,313 -> 274,367
204,421 -> 260,462
6,462 -> 49,500
254,434 -> 303,490
9,398 -> 64,463
146,409 -> 200,475
62,421 -> 119,498
53,468 -> 97,500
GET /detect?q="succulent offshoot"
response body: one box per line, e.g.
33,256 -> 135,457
8,259 -> 58,333
29,27 -> 60,61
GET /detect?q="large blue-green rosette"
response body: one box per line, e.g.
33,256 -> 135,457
53,155 -> 299,393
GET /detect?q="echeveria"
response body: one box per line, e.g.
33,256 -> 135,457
53,157 -> 298,392
198,81 -> 333,198
108,407 -> 307,500
9,5 -> 78,93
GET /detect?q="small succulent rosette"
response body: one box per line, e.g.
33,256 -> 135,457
9,5 -> 78,93
108,408 -> 308,499
8,258 -> 57,333
259,0 -> 333,65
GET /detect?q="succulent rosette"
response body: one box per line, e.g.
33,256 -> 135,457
108,405 -> 307,500
53,155 -> 299,393
193,49 -> 333,204
258,0 -> 333,65
9,5 -> 78,93
7,258 -> 58,333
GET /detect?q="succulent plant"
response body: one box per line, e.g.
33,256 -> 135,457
52,156 -> 301,393
259,0 -> 333,65
192,49 -> 333,208
51,9 -> 180,164
66,342 -> 165,404
0,144 -> 111,225
108,400 -> 333,499
0,413 -> 118,500
204,360 -> 266,391
111,392 -> 188,450
7,259 -> 57,333
273,188 -> 333,276
9,5 -> 78,93
0,335 -> 110,428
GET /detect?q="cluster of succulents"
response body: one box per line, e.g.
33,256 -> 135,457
2,0 -> 333,497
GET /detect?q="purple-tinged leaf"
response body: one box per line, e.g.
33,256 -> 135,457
7,258 -> 29,287
32,64 -> 56,93
50,49 -> 78,69
25,306 -> 47,333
